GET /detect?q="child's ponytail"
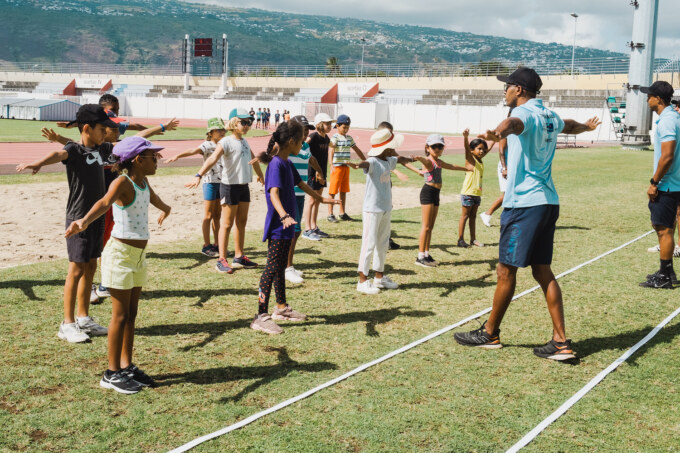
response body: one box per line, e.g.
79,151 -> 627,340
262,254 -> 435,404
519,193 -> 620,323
255,121 -> 304,164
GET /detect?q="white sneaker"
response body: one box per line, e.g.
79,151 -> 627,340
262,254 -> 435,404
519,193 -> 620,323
675,245 -> 680,258
480,212 -> 492,227
285,267 -> 304,284
77,316 -> 108,336
357,280 -> 380,295
293,268 -> 304,277
90,284 -> 100,304
374,276 -> 399,289
647,244 -> 660,252
57,322 -> 90,343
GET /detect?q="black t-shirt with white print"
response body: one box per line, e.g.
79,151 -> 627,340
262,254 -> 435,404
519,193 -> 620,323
62,141 -> 114,220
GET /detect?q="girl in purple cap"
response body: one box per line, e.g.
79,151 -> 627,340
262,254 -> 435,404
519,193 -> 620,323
65,136 -> 172,394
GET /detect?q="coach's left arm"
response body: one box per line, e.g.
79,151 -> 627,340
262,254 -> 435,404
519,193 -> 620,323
561,117 -> 601,135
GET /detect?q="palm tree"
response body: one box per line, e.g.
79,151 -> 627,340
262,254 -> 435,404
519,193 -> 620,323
325,57 -> 341,77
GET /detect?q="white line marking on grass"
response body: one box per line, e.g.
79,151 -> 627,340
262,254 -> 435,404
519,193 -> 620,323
168,230 -> 654,453
506,303 -> 680,453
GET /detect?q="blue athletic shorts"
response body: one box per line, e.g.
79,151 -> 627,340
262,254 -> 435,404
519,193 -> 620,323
649,191 -> 680,229
202,182 -> 220,201
294,196 -> 305,233
499,204 -> 559,268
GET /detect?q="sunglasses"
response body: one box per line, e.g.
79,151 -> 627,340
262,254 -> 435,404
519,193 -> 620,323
240,119 -> 253,127
137,153 -> 158,162
504,83 -> 518,93
429,144 -> 444,150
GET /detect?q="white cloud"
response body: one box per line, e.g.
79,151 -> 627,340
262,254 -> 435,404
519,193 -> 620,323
187,0 -> 680,57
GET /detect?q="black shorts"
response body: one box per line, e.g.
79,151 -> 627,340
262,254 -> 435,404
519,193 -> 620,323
220,183 -> 250,206
307,170 -> 327,190
419,184 -> 440,206
499,204 -> 559,268
65,217 -> 104,263
649,191 -> 680,228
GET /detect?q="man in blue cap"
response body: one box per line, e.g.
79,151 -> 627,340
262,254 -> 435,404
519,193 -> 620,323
454,67 -> 601,361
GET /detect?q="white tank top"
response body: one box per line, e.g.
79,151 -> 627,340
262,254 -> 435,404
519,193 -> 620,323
111,175 -> 150,240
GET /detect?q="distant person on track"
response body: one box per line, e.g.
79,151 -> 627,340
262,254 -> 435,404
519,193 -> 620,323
284,110 -> 291,122
164,117 -> 226,258
303,113 -> 332,240
410,133 -> 470,267
639,81 -> 680,289
65,136 -> 171,394
457,128 -> 491,248
327,114 -> 367,222
186,108 -> 265,274
480,109 -> 512,228
256,108 -> 263,129
17,104 -> 119,343
454,67 -> 600,361
275,110 -> 281,128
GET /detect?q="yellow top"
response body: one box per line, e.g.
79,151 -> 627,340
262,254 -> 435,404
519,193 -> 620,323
460,157 -> 483,196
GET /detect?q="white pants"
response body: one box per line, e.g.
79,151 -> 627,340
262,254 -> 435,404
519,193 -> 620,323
358,210 -> 391,276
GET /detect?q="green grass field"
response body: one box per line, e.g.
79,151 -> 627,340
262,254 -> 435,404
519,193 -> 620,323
0,119 -> 270,143
1,147 -> 679,452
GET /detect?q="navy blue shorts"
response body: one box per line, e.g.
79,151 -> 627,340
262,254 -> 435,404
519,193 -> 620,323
220,183 -> 250,206
202,182 -> 220,201
649,191 -> 680,229
294,196 -> 305,233
499,204 -> 559,268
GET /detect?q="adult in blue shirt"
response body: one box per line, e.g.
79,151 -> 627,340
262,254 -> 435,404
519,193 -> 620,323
454,67 -> 600,361
639,81 -> 680,289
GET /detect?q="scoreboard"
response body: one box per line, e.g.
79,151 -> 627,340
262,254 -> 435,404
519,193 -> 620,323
194,38 -> 213,57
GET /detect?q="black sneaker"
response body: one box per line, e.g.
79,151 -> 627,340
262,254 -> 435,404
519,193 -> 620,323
232,255 -> 258,269
100,370 -> 143,394
533,339 -> 576,361
426,255 -> 439,266
123,364 -> 156,388
457,239 -> 469,248
646,270 -> 678,286
327,215 -> 338,223
340,213 -> 353,221
453,321 -> 502,349
389,238 -> 401,250
415,257 -> 436,268
639,272 -> 674,289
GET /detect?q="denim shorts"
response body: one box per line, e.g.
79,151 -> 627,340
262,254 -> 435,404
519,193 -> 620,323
461,195 -> 481,207
202,182 -> 220,201
294,196 -> 305,233
499,204 -> 559,268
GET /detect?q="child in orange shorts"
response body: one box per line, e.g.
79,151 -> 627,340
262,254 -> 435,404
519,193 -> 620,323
327,114 -> 366,222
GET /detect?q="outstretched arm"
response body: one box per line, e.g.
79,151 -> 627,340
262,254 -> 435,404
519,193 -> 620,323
64,176 -> 128,237
136,118 -> 179,139
41,128 -> 71,146
561,117 -> 601,135
347,161 -> 370,170
351,144 -> 367,161
478,117 -> 525,142
186,145 -> 224,188
164,146 -> 202,163
297,181 -> 341,205
438,159 -> 468,172
250,150 -> 265,185
462,128 -> 476,167
16,149 -> 69,174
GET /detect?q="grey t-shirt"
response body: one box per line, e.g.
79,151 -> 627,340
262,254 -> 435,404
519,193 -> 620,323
362,156 -> 397,213
218,136 -> 252,185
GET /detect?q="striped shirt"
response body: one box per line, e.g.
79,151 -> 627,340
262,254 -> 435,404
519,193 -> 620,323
330,133 -> 355,166
289,142 -> 311,196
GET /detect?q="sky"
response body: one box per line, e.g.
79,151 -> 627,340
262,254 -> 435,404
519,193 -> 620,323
188,0 -> 680,58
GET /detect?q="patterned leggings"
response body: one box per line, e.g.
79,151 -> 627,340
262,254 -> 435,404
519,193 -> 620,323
258,239 -> 291,314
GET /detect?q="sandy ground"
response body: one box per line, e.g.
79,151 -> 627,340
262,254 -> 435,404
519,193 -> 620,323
0,177 -> 456,269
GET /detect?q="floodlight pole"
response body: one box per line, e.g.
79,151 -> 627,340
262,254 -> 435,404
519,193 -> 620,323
220,33 -> 228,92
183,34 -> 190,91
360,37 -> 366,78
570,13 -> 578,77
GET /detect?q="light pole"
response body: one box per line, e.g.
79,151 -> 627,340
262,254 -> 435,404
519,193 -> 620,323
360,37 -> 366,77
570,13 -> 578,76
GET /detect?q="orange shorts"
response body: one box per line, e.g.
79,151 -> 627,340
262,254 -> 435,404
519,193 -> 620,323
329,165 -> 350,195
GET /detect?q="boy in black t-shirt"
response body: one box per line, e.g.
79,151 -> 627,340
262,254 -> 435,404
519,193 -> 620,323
17,104 -> 118,343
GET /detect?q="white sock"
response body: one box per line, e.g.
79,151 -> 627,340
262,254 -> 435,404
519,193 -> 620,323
76,316 -> 89,322
424,251 -> 430,257
418,252 -> 425,259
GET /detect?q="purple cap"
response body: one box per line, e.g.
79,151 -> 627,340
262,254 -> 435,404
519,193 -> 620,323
113,136 -> 164,162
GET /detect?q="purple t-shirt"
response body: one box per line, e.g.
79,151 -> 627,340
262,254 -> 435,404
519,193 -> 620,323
263,156 -> 301,241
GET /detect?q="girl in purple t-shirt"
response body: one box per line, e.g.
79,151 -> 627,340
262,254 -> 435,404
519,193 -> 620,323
250,121 -> 338,335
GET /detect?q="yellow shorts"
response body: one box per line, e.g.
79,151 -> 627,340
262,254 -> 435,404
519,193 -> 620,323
329,165 -> 350,195
101,239 -> 147,290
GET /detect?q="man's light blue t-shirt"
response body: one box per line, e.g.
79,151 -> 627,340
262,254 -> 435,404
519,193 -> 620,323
363,156 -> 397,213
503,98 -> 565,209
653,106 -> 680,192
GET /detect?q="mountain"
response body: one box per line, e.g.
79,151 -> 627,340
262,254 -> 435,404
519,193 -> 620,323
0,0 -> 625,68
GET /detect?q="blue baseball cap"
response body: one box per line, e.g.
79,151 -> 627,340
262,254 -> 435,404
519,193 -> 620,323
335,114 -> 351,128
113,136 -> 164,162
229,107 -> 251,119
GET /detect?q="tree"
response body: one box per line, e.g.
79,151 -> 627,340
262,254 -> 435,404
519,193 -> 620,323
325,57 -> 341,77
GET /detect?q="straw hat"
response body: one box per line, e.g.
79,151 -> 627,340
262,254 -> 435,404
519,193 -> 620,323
368,128 -> 404,157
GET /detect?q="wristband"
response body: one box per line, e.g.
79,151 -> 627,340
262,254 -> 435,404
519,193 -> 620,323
160,124 -> 165,132
195,173 -> 202,178
280,214 -> 290,221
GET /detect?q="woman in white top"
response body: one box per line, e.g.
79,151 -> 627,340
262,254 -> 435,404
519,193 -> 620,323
188,108 -> 264,274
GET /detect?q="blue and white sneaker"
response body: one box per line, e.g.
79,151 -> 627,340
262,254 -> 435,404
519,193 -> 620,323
201,245 -> 219,257
95,284 -> 110,298
313,227 -> 329,238
232,255 -> 258,269
215,258 -> 234,274
302,229 -> 322,241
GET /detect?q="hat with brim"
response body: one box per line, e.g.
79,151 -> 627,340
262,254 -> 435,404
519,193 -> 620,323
426,133 -> 445,146
66,104 -> 119,128
229,107 -> 251,119
291,115 -> 316,130
640,81 -> 674,103
334,114 -> 351,129
368,129 -> 404,157
313,112 -> 334,126
113,136 -> 164,162
207,117 -> 226,132
496,67 -> 543,94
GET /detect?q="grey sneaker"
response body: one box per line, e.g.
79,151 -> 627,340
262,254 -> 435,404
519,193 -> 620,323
90,284 -> 100,304
374,275 -> 398,289
57,321 -> 90,343
250,313 -> 283,334
271,306 -> 307,321
415,257 -> 436,268
327,215 -> 338,223
77,316 -> 108,336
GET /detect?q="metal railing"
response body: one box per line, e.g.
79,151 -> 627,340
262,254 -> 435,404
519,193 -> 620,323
1,57 -> 678,78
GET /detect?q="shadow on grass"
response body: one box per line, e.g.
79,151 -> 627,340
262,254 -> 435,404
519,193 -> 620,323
154,346 -> 339,402
400,274 -> 495,297
0,279 -> 64,301
511,321 -> 680,364
292,247 -> 322,255
136,317 -> 253,350
142,288 -> 254,308
556,225 -> 591,231
307,306 -> 436,337
390,219 -> 419,224
331,234 -> 362,240
145,252 -> 213,270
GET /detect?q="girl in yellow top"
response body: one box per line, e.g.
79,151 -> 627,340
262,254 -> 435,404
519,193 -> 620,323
459,128 -> 492,248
